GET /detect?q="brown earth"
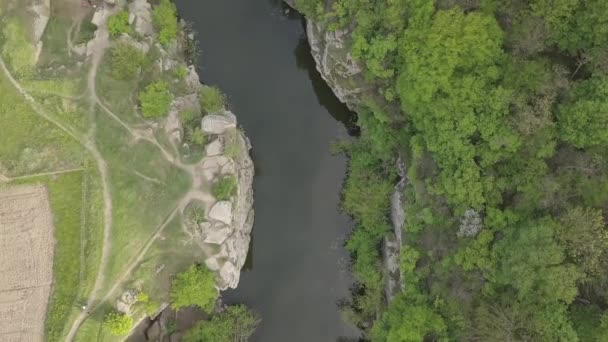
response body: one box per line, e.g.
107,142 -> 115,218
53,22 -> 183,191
0,185 -> 55,342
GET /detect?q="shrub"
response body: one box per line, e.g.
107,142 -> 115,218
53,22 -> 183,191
183,305 -> 260,342
103,311 -> 133,336
179,109 -> 197,123
199,86 -> 226,114
108,11 -> 131,37
139,81 -> 172,118
213,175 -> 237,201
176,65 -> 188,79
153,0 -> 178,46
109,42 -> 145,80
171,264 -> 218,312
223,129 -> 241,159
191,127 -> 206,146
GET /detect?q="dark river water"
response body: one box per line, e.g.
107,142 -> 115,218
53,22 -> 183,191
174,0 -> 360,341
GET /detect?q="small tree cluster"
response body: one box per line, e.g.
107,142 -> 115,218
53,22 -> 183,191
153,0 -> 178,46
171,264 -> 218,312
103,311 -> 133,336
110,42 -> 145,80
108,11 -> 131,37
183,305 -> 260,342
199,86 -> 226,114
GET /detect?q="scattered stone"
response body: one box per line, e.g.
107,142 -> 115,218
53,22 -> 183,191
209,201 -> 233,225
205,139 -> 223,157
185,66 -> 201,90
220,159 -> 235,175
91,6 -> 111,27
71,43 -> 86,57
201,114 -> 237,135
119,34 -> 150,54
116,289 -> 137,314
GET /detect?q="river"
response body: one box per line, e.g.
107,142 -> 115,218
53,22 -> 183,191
174,0 -> 360,341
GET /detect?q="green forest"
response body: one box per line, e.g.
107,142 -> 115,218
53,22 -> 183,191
297,0 -> 608,340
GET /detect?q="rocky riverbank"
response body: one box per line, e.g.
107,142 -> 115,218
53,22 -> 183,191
287,0 -> 406,302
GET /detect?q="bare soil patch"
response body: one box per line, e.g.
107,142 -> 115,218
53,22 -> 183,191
0,185 -> 55,342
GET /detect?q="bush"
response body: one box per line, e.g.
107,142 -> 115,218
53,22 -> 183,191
199,86 -> 226,114
109,42 -> 145,80
223,129 -> 241,159
191,127 -> 206,146
139,81 -> 172,118
183,305 -> 260,342
108,11 -> 131,37
176,66 -> 188,79
213,175 -> 237,201
103,311 -> 133,336
153,0 -> 178,46
171,264 -> 218,312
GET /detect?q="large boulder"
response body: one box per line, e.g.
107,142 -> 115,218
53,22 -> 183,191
201,113 -> 237,135
209,201 -> 232,225
205,139 -> 223,157
202,221 -> 233,245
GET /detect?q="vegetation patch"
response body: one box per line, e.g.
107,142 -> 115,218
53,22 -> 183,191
213,175 -> 237,201
171,264 -> 219,312
103,311 -> 133,336
1,17 -> 35,76
139,80 -> 172,118
199,85 -> 226,114
107,11 -> 131,37
109,42 -> 145,80
183,305 -> 260,342
153,0 -> 179,46
302,0 -> 608,340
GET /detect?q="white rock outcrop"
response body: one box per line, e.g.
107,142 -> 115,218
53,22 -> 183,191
306,20 -> 367,111
201,113 -> 237,135
129,0 -> 154,36
384,157 -> 407,302
202,222 -> 232,245
205,139 -> 223,157
209,201 -> 233,225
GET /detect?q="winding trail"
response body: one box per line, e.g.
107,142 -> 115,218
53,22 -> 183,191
0,167 -> 84,181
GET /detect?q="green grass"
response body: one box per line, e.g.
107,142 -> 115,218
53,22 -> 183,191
42,172 -> 85,342
0,71 -> 84,176
93,109 -> 191,294
1,16 -> 35,76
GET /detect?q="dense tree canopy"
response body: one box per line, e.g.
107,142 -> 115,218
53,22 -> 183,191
170,264 -> 218,312
296,0 -> 608,340
183,305 -> 260,342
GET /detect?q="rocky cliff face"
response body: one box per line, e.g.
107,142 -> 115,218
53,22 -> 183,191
305,19 -> 369,112
297,2 -> 406,301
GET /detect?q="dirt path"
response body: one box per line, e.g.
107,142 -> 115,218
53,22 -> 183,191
4,167 -> 84,181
